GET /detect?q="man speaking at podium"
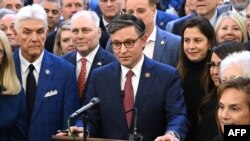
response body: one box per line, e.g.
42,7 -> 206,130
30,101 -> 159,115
59,13 -> 189,141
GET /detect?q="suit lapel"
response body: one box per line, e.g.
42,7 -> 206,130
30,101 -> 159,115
90,47 -> 106,74
153,28 -> 167,61
135,57 -> 154,112
83,47 -> 106,95
31,51 -> 53,121
13,49 -> 22,84
68,51 -> 77,66
109,62 -> 122,103
109,63 -> 127,125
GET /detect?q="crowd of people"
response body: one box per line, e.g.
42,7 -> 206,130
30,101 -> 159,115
0,0 -> 250,141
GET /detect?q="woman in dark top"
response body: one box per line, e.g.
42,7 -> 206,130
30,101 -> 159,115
178,16 -> 217,141
196,41 -> 246,141
0,30 -> 27,141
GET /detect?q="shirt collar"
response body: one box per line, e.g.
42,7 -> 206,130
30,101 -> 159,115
209,9 -> 218,26
76,45 -> 100,64
20,49 -> 44,73
146,26 -> 157,42
121,55 -> 144,80
102,16 -> 109,28
232,7 -> 246,16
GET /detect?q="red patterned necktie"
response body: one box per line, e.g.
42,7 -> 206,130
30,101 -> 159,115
78,58 -> 87,97
123,70 -> 134,128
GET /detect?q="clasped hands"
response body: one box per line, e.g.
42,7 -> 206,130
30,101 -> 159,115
56,126 -> 84,137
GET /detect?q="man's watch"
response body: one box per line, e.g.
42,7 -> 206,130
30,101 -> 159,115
166,130 -> 181,140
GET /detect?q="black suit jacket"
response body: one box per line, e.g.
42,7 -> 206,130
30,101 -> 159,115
44,31 -> 57,53
99,18 -> 110,49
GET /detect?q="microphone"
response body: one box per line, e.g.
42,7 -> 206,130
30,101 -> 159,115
69,97 -> 101,120
128,108 -> 143,141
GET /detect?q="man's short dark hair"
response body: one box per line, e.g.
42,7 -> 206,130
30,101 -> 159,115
108,14 -> 146,37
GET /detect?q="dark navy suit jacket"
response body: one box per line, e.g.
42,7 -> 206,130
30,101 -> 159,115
99,17 -> 110,49
106,27 -> 181,67
166,8 -> 226,36
85,56 -> 189,140
0,90 -> 27,141
13,49 -> 79,141
63,47 -> 116,104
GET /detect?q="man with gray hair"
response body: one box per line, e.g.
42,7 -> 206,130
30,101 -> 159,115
13,4 -> 79,141
219,51 -> 250,83
63,10 -> 116,105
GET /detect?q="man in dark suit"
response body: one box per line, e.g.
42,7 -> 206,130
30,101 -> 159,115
218,0 -> 250,16
66,14 -> 189,141
107,0 -> 181,67
13,4 -> 79,141
63,10 -> 116,105
98,0 -> 122,48
166,0 -> 225,36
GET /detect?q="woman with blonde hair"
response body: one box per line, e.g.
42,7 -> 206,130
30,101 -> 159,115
53,21 -> 75,56
215,11 -> 248,43
0,30 -> 27,140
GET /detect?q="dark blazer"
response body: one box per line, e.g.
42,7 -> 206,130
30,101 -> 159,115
13,49 -> 79,141
212,135 -> 223,141
106,27 -> 181,67
63,46 -> 116,104
0,90 -> 27,141
243,40 -> 250,51
44,31 -> 57,53
166,8 -> 226,36
85,56 -> 189,140
217,3 -> 232,14
156,10 -> 179,30
166,13 -> 196,36
99,18 -> 110,49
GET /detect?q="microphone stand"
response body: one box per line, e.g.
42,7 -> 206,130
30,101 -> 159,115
128,108 -> 143,141
82,112 -> 88,141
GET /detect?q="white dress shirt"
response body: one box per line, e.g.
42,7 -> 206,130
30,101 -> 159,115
121,55 -> 144,100
76,45 -> 99,80
20,50 -> 44,92
143,26 -> 157,59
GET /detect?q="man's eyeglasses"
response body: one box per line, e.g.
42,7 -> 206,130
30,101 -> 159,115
0,49 -> 5,57
111,36 -> 142,50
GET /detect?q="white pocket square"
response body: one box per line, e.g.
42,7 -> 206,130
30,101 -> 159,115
44,90 -> 58,97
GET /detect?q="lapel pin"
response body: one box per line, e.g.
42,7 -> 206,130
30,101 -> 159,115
145,72 -> 150,78
97,62 -> 102,66
45,69 -> 50,75
160,41 -> 165,45
160,22 -> 164,26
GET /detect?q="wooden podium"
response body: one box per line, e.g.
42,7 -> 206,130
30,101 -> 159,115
52,135 -> 127,141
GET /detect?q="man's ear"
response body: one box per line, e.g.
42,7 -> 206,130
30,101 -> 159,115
13,29 -> 18,41
97,28 -> 102,39
141,34 -> 148,43
140,34 -> 148,50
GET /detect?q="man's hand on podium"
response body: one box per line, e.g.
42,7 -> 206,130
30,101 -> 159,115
56,126 -> 84,137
